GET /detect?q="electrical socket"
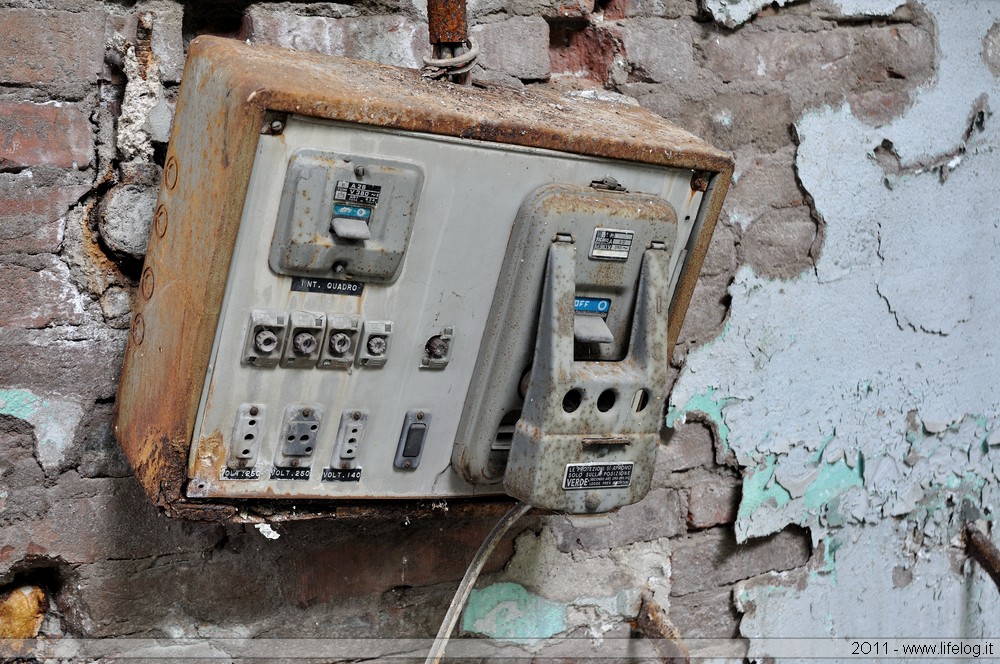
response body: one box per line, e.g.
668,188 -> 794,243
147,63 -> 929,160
275,404 -> 323,467
229,403 -> 265,468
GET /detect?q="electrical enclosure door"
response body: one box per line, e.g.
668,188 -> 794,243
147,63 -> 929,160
184,115 -> 706,502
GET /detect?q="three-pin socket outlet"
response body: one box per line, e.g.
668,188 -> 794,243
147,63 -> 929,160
332,409 -> 368,469
229,403 -> 265,468
275,404 -> 324,468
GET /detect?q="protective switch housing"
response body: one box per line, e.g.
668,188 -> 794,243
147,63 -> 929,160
113,37 -> 732,521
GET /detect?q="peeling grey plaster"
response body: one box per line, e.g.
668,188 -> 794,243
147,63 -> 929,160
670,0 -> 1000,650
704,0 -> 905,28
703,0 -> 799,29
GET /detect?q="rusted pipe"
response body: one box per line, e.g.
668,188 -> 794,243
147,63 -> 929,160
634,593 -> 690,664
424,0 -> 474,84
966,523 -> 1000,592
427,0 -> 467,45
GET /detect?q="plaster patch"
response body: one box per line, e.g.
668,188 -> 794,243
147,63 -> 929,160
484,527 -> 671,638
828,0 -> 905,16
0,388 -> 84,472
702,0 -> 797,28
462,582 -> 566,642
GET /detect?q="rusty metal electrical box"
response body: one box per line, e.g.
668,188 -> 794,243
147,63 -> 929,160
114,36 -> 732,521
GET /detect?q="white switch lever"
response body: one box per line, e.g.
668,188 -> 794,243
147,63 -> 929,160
574,315 -> 613,344
332,217 -> 371,241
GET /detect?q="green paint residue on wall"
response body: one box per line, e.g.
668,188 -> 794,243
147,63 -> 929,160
462,583 -> 566,642
803,454 -> 864,511
738,455 -> 791,520
810,536 -> 841,586
0,388 -> 41,420
666,388 -> 732,453
812,433 -> 836,464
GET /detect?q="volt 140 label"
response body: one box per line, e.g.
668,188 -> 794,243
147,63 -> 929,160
322,468 -> 362,482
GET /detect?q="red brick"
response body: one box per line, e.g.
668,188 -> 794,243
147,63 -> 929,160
0,174 -> 88,254
0,259 -> 84,329
684,471 -> 740,529
0,102 -> 93,169
0,9 -> 105,90
702,29 -> 852,84
244,10 -> 427,69
549,24 -> 622,83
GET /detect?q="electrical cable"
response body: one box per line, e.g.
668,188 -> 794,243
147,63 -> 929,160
423,501 -> 532,664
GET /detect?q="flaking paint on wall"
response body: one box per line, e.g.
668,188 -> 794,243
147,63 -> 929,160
703,0 -> 905,28
463,582 -> 566,641
669,0 -> 1000,651
0,388 -> 83,472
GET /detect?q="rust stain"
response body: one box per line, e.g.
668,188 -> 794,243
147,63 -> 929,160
427,0 -> 467,44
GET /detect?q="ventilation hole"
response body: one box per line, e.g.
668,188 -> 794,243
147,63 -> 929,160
244,433 -> 254,441
633,388 -> 650,413
562,389 -> 583,413
597,389 -> 617,412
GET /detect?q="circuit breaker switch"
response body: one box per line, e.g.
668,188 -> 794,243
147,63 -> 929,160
331,217 -> 371,241
574,315 -> 613,344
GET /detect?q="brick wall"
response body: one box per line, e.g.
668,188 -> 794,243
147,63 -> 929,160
0,0 -> 956,655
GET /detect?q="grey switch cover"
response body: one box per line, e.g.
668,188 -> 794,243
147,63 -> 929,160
269,149 -> 423,283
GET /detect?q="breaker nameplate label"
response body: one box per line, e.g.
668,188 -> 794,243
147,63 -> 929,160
562,462 -> 634,490
335,180 -> 382,206
290,277 -> 364,296
589,228 -> 634,261
322,468 -> 363,482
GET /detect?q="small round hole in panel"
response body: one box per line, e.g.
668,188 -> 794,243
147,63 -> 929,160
632,389 -> 651,413
562,389 -> 583,413
597,389 -> 617,412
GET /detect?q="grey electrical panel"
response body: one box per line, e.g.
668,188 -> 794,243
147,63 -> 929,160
183,115 -> 712,512
114,37 -> 733,519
